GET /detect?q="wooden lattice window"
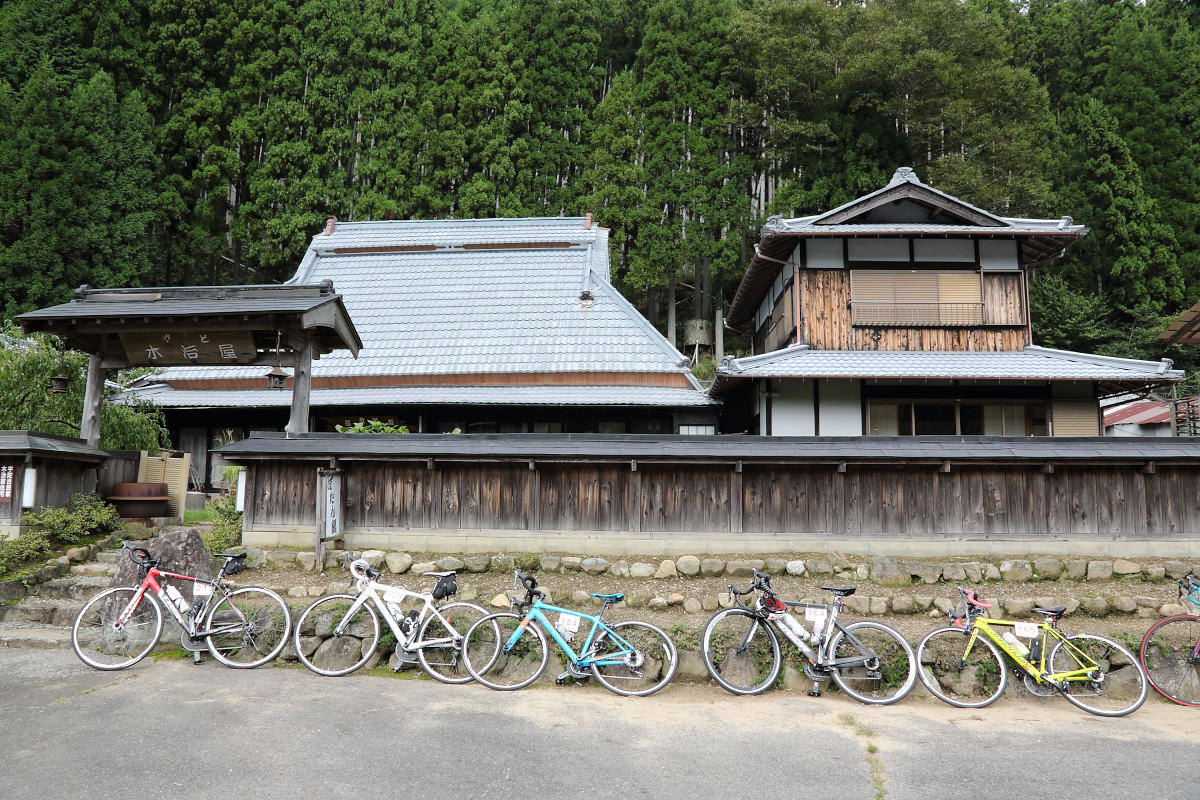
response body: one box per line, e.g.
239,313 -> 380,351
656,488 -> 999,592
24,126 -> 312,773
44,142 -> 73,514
850,270 -> 983,326
0,465 -> 13,500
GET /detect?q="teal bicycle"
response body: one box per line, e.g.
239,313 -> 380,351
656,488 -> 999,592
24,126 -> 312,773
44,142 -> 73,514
461,572 -> 678,696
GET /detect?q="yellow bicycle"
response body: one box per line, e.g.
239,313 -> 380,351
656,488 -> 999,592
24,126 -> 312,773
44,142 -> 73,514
917,586 -> 1148,717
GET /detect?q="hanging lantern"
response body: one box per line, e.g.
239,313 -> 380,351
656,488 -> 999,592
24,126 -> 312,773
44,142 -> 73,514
265,366 -> 289,390
48,346 -> 70,394
264,330 -> 289,389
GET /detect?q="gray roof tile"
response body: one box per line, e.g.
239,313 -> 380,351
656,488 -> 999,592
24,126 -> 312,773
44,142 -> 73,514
717,346 -> 1183,382
126,384 -> 717,408
148,218 -> 694,391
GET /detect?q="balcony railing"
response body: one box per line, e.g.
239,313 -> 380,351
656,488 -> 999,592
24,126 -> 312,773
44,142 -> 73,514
851,301 -> 984,327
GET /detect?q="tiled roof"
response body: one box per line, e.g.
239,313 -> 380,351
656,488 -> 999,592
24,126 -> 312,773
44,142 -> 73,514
0,431 -> 107,460
715,345 -> 1182,384
146,217 -> 693,385
123,384 -> 718,408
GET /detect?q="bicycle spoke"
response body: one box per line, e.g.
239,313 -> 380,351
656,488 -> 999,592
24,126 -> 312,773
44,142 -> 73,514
72,587 -> 164,670
1051,634 -> 1147,717
590,621 -> 678,697
1141,616 -> 1200,707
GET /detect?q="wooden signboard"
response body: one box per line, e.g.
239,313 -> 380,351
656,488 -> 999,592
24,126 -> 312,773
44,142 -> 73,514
118,331 -> 258,366
314,467 -> 343,570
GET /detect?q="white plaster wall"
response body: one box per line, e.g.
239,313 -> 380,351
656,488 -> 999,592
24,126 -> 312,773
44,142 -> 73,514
817,379 -> 863,435
771,379 -> 816,435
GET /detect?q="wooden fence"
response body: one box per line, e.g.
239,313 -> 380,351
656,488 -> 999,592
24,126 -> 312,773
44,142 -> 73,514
240,458 -> 1200,540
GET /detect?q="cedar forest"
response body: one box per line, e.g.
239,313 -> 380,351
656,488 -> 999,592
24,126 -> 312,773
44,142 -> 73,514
1,0 -> 1199,386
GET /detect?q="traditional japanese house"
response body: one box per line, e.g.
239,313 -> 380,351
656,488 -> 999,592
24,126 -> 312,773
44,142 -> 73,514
714,167 -> 1184,434
128,217 -> 715,485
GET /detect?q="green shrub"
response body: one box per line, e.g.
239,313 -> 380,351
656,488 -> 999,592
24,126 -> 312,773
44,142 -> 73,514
335,418 -> 410,434
0,528 -> 53,577
201,492 -> 242,554
20,493 -> 122,549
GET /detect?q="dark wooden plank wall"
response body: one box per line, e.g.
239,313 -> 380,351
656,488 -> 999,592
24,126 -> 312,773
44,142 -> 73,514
245,459 -> 1200,538
799,270 -> 1030,351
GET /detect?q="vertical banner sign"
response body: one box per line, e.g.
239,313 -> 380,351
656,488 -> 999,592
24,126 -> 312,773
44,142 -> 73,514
317,468 -> 343,541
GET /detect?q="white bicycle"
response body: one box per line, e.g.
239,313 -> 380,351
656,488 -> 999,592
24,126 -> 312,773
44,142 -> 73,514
292,554 -> 499,682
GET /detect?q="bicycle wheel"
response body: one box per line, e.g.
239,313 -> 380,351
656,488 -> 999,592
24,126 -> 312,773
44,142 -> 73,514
916,626 -> 1007,708
828,621 -> 917,705
416,602 -> 497,684
462,612 -> 549,690
1140,615 -> 1200,707
204,587 -> 291,668
1050,633 -> 1147,717
293,594 -> 380,677
701,608 -> 782,696
72,587 -> 164,670
590,621 -> 679,697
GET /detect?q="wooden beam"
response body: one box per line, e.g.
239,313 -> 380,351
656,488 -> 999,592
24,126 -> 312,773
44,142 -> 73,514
285,334 -> 313,434
730,463 -> 743,534
938,460 -> 951,473
79,354 -> 105,448
1040,462 -> 1055,474
1141,461 -> 1157,474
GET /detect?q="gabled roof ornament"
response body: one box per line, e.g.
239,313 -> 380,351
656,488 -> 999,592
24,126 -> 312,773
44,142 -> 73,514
888,166 -> 920,186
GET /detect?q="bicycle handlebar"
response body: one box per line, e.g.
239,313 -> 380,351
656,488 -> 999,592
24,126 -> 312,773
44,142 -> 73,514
122,541 -> 157,569
512,571 -> 545,607
345,555 -> 381,582
1178,574 -> 1199,600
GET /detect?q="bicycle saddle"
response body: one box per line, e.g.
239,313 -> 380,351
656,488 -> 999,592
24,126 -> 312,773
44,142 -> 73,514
821,586 -> 856,597
1032,606 -> 1066,619
590,593 -> 624,602
423,570 -> 455,577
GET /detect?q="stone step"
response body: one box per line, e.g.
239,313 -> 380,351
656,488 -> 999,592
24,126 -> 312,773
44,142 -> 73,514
70,563 -> 117,577
97,551 -> 120,564
0,626 -> 72,650
32,576 -> 112,601
0,598 -> 82,627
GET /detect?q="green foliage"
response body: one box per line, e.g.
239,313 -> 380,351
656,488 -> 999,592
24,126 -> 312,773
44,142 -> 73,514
0,528 -> 52,577
0,324 -> 170,450
201,491 -> 242,554
2,493 -> 121,576
690,354 -> 718,383
20,493 -> 122,547
334,419 -> 411,434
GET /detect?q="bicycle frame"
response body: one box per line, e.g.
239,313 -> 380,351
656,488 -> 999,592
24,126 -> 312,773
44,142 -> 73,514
114,567 -> 245,641
737,595 -> 877,672
962,617 -> 1096,689
507,599 -> 635,669
335,575 -> 464,652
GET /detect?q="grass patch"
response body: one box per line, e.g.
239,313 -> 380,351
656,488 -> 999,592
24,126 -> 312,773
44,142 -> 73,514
183,508 -> 215,524
839,712 -> 886,800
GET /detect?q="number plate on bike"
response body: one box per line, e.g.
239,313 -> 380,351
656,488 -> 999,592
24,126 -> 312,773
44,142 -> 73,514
193,583 -> 213,598
804,606 -> 827,623
556,613 -> 580,634
383,590 -> 406,604
1014,622 -> 1038,639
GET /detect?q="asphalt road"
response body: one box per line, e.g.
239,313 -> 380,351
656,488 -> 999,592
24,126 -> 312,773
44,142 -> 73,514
1,648 -> 1195,800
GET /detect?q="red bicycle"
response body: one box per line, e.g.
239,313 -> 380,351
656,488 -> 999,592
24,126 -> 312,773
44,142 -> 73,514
71,541 -> 291,670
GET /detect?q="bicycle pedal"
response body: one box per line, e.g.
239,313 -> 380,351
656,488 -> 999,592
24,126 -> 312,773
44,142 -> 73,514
807,683 -> 822,697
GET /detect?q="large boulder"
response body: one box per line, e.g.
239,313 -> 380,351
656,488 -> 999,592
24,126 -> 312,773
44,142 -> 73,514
111,529 -> 213,604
